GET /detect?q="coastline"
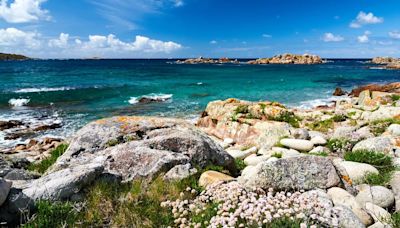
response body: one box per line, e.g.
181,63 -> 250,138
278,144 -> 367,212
2,57 -> 400,226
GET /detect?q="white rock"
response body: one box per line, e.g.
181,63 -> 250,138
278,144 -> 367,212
280,138 -> 314,151
327,187 -> 373,225
309,146 -> 329,154
390,171 -> 400,212
226,148 -> 255,159
309,131 -> 327,139
0,178 -> 12,206
388,124 -> 400,136
281,149 -> 303,158
365,202 -> 391,223
368,222 -> 391,228
352,137 -> 394,154
356,185 -> 395,208
338,161 -> 379,182
311,136 -> 327,145
223,138 -> 235,145
244,154 -> 270,166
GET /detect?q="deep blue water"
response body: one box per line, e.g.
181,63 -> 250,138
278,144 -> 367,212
0,59 -> 399,147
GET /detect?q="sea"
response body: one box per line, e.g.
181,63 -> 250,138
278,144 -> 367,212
0,59 -> 399,149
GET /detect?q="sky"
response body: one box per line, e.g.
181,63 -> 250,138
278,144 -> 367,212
0,0 -> 400,58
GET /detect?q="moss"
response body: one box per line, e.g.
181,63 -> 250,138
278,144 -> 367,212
310,152 -> 329,157
269,111 -> 301,128
271,152 -> 282,159
106,139 -> 120,147
347,111 -> 357,117
235,159 -> 247,171
391,94 -> 400,102
307,118 -> 334,133
234,105 -> 249,114
27,144 -> 68,174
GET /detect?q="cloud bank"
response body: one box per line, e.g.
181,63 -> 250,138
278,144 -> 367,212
0,0 -> 50,23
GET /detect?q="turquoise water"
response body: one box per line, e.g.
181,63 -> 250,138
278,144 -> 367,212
0,59 -> 399,147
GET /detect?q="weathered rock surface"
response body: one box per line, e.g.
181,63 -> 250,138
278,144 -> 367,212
390,171 -> 400,211
329,205 -> 366,228
352,136 -> 394,154
163,164 -> 198,181
23,163 -> 103,201
198,171 -> 234,187
327,187 -> 373,225
50,116 -> 236,180
350,82 -> 400,97
197,98 -> 292,150
355,184 -> 395,208
239,156 -> 340,191
0,178 -> 12,206
365,202 -> 391,223
336,161 -> 379,182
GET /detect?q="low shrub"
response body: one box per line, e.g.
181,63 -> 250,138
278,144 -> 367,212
27,144 -> 68,174
369,118 -> 400,136
332,114 -> 347,122
327,138 -> 355,154
307,119 -> 334,133
269,111 -> 301,128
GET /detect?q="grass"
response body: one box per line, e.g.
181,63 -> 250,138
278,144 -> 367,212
27,144 -> 68,174
332,114 -> 347,122
391,212 -> 400,227
235,158 -> 247,171
369,118 -> 400,136
309,151 -> 329,157
268,111 -> 301,128
307,118 -> 334,133
391,94 -> 400,102
190,203 -> 218,226
344,150 -> 396,185
234,105 -> 249,114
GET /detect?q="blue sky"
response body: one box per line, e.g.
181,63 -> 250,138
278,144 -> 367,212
0,0 -> 399,58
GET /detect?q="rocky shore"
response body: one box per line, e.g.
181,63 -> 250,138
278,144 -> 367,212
2,82 -> 400,227
176,57 -> 240,64
371,57 -> 400,69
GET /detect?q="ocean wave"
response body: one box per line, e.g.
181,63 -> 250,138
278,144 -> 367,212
8,98 -> 30,107
129,93 -> 173,104
14,87 -> 75,93
296,96 -> 350,109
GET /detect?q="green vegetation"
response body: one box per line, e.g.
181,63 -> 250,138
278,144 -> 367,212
0,52 -> 29,60
27,144 -> 68,174
271,152 -> 282,159
327,138 -> 354,153
234,105 -> 249,114
235,158 -> 247,171
347,111 -> 357,118
269,111 -> 301,128
369,118 -> 400,136
391,212 -> 400,228
332,114 -> 347,122
23,201 -> 79,228
345,150 -> 396,186
307,118 -> 334,133
106,139 -> 120,147
309,151 -> 329,157
190,203 -> 218,226
391,94 -> 400,102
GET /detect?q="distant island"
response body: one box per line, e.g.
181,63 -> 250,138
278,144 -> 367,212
0,53 -> 29,61
176,53 -> 323,65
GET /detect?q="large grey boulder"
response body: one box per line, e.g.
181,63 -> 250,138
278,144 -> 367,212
49,116 -> 236,179
238,156 -> 340,191
23,163 -> 103,201
0,178 -> 12,206
352,136 -> 394,154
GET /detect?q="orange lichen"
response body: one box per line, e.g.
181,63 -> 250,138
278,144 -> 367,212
342,175 -> 353,185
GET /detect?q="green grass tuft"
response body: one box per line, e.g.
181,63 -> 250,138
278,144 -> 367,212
235,158 -> 247,171
27,144 -> 68,174
269,111 -> 301,128
332,114 -> 347,122
271,152 -> 282,159
369,118 -> 400,136
307,118 -> 334,133
310,151 -> 329,157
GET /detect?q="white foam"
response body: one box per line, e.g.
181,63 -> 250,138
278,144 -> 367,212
129,93 -> 173,104
8,98 -> 30,107
295,96 -> 350,109
14,87 -> 74,93
197,82 -> 203,85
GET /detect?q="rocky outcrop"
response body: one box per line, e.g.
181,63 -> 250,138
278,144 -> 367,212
196,98 -> 293,150
176,57 -> 239,64
248,53 -> 323,65
0,178 -> 12,206
49,116 -> 237,181
0,53 -> 29,61
371,57 -> 400,69
350,82 -> 400,97
333,87 -> 347,96
239,156 -> 340,191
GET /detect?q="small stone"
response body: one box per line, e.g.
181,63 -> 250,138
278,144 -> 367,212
310,136 -> 327,145
198,171 -> 234,187
244,155 -> 269,166
365,202 -> 391,223
280,138 -> 314,152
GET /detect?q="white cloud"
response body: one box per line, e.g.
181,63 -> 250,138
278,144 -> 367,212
389,31 -> 400,39
210,40 -> 217,44
357,31 -> 371,43
0,27 -> 41,49
350,11 -> 383,28
48,33 -> 69,48
0,28 -> 182,58
322,33 -> 344,42
262,34 -> 272,38
172,0 -> 183,7
0,0 -> 50,23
